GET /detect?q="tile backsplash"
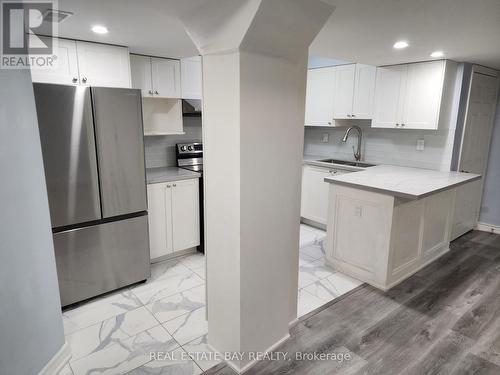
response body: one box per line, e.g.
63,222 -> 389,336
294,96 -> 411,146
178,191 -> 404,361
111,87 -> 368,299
144,116 -> 202,168
304,123 -> 456,171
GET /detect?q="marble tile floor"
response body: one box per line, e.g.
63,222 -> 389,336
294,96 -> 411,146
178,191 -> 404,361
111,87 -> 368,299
297,224 -> 363,317
57,225 -> 361,375
58,252 -> 211,375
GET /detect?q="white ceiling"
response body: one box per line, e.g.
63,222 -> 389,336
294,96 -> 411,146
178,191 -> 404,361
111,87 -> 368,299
312,0 -> 500,69
54,0 -> 204,58
53,0 -> 500,69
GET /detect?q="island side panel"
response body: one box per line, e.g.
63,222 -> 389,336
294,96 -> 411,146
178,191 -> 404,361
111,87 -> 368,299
386,188 -> 456,289
325,184 -> 395,288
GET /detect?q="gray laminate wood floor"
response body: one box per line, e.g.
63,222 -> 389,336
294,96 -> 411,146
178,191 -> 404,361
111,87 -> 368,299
205,230 -> 500,375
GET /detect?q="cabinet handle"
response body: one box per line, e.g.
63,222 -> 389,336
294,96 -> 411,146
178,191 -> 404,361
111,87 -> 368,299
396,123 -> 400,127
173,183 -> 177,187
82,77 -> 87,83
347,114 -> 352,118
167,185 -> 171,188
148,89 -> 153,95
401,123 -> 405,127
72,77 -> 78,83
154,90 -> 159,95
328,121 -> 332,125
351,114 -> 356,117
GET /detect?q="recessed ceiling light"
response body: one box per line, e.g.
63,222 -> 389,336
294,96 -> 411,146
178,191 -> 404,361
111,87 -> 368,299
430,50 -> 444,58
91,25 -> 108,34
393,40 -> 409,49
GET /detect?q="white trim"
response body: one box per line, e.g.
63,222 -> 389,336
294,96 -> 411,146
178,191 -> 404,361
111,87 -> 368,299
208,333 -> 290,374
240,334 -> 290,373
38,342 -> 71,375
288,318 -> 299,329
476,222 -> 500,235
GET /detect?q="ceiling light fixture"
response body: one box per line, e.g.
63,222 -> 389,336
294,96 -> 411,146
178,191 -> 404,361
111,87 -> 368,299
430,50 -> 444,58
393,40 -> 409,49
91,25 -> 108,34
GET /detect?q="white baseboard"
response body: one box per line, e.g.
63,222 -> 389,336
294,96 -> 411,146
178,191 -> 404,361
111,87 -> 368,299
208,333 -> 290,374
38,341 -> 71,375
476,222 -> 500,235
288,318 -> 299,329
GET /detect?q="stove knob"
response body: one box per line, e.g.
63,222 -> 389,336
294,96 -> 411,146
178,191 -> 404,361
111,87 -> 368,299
188,145 -> 193,151
180,146 -> 187,151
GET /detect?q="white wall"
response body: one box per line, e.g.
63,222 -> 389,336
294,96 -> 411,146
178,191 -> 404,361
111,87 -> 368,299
203,51 -> 242,357
0,70 -> 65,374
239,50 -> 305,350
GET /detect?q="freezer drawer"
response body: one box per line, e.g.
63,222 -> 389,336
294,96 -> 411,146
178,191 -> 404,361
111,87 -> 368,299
54,215 -> 150,306
91,87 -> 147,218
33,83 -> 101,227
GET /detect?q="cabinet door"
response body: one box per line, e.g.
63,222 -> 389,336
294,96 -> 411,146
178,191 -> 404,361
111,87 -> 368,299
401,61 -> 445,130
76,41 -> 131,88
30,37 -> 79,85
304,67 -> 336,126
181,56 -> 202,99
372,65 -> 407,128
352,64 -> 376,119
301,165 -> 332,225
151,58 -> 181,98
333,64 -> 356,119
171,179 -> 200,251
130,54 -> 153,97
147,183 -> 172,259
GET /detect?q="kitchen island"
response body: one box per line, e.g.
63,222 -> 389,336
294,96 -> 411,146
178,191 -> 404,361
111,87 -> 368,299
324,165 -> 481,290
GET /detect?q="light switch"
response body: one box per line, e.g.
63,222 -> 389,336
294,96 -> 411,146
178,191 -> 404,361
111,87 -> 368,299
355,205 -> 362,217
416,139 -> 425,151
321,133 -> 329,143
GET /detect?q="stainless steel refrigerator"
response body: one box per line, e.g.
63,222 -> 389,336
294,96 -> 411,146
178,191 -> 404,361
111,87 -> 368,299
33,83 -> 150,307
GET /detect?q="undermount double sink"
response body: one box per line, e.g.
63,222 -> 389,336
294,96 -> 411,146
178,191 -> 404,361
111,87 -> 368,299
318,158 -> 376,168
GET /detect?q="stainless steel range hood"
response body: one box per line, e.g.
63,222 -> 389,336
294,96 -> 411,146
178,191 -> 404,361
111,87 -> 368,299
182,99 -> 202,116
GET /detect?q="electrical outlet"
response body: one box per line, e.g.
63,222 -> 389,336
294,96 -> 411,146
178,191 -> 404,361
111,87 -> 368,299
416,139 -> 425,151
321,133 -> 329,143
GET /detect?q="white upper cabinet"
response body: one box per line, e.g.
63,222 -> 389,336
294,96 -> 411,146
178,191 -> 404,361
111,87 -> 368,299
333,64 -> 356,119
31,38 -> 131,87
352,64 -> 377,119
30,37 -> 79,85
333,64 -> 376,120
372,65 -> 407,128
181,56 -> 202,99
130,54 -> 181,98
402,61 -> 448,129
304,67 -> 336,126
151,58 -> 181,98
130,54 -> 153,96
75,41 -> 131,88
373,60 -> 457,130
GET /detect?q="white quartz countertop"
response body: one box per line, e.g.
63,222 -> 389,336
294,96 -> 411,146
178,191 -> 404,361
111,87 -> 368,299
324,165 -> 481,199
146,167 -> 201,184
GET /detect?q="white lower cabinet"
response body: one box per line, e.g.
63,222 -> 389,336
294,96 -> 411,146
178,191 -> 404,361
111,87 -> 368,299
301,165 -> 349,225
147,178 -> 200,260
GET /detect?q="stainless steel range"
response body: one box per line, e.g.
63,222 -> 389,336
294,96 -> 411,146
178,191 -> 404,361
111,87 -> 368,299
176,142 -> 203,173
176,142 -> 204,252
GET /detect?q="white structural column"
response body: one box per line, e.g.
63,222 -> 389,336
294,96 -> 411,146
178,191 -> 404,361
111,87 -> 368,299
181,0 -> 334,372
